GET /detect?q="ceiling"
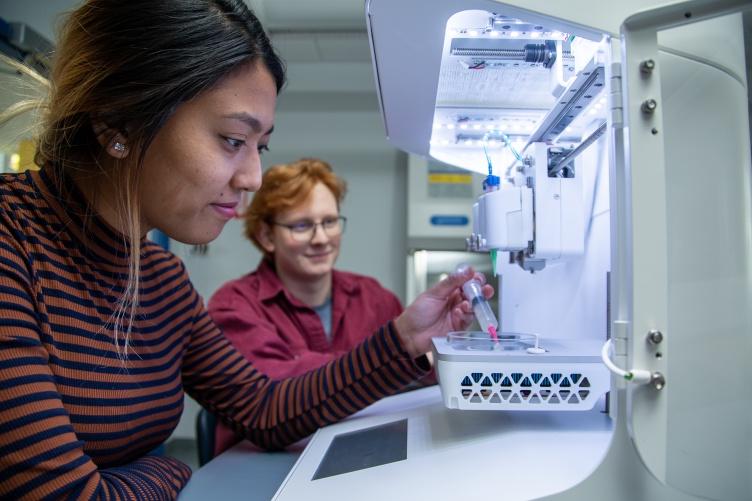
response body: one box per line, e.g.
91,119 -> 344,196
243,0 -> 377,112
245,0 -> 367,33
244,0 -> 371,64
0,0 -> 380,116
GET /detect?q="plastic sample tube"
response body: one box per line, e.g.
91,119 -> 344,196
456,266 -> 499,341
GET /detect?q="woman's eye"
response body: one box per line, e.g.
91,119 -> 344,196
222,136 -> 246,149
258,144 -> 270,155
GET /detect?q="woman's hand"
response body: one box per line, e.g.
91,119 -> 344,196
393,266 -> 494,358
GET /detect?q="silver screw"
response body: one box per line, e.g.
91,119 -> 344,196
650,372 -> 666,390
640,59 -> 656,73
647,329 -> 663,345
641,99 -> 658,114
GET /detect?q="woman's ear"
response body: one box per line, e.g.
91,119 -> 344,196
255,222 -> 276,254
92,120 -> 129,159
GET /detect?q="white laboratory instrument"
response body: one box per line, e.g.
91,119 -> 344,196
432,332 -> 610,411
273,1 -> 751,500
469,141 -> 586,272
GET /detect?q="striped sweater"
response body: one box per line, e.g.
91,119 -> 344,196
0,169 -> 426,500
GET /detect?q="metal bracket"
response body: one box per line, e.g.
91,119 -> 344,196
609,62 -> 624,128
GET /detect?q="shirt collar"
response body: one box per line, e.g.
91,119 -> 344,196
256,258 -> 287,302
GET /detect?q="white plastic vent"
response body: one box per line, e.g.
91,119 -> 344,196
436,362 -> 609,411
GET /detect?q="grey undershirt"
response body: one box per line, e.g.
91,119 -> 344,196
313,296 -> 333,342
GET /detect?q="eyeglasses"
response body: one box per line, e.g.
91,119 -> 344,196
271,216 -> 347,242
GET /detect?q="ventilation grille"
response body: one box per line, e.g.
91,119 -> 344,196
455,370 -> 597,408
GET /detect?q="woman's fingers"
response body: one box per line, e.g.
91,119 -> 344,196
429,267 -> 474,298
452,305 -> 475,330
458,298 -> 472,314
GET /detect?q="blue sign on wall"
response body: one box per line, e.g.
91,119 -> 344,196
430,215 -> 469,226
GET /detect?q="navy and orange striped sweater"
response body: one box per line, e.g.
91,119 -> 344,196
0,169 -> 426,500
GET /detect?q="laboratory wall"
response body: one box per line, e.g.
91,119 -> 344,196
0,0 -> 78,37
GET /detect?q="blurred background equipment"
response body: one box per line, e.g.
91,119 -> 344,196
0,17 -> 51,173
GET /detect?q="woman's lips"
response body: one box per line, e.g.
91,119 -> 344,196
210,203 -> 238,219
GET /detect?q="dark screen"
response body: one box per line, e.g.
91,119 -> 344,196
312,419 -> 408,480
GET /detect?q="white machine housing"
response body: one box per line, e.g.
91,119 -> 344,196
471,142 -> 585,271
363,0 -> 752,499
472,184 -> 533,252
432,336 -> 609,410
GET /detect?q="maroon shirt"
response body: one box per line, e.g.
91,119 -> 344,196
208,258 -> 404,454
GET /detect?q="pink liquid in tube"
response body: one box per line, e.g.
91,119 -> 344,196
487,325 -> 498,342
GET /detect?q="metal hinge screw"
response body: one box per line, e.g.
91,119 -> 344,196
641,99 -> 657,114
647,329 -> 663,345
640,59 -> 656,73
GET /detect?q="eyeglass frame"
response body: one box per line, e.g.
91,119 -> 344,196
268,215 -> 347,242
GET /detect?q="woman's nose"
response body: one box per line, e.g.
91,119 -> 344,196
231,154 -> 262,192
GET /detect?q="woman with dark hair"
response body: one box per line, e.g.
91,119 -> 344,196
0,1 -> 491,499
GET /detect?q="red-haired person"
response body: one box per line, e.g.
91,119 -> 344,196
209,158 -> 433,455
